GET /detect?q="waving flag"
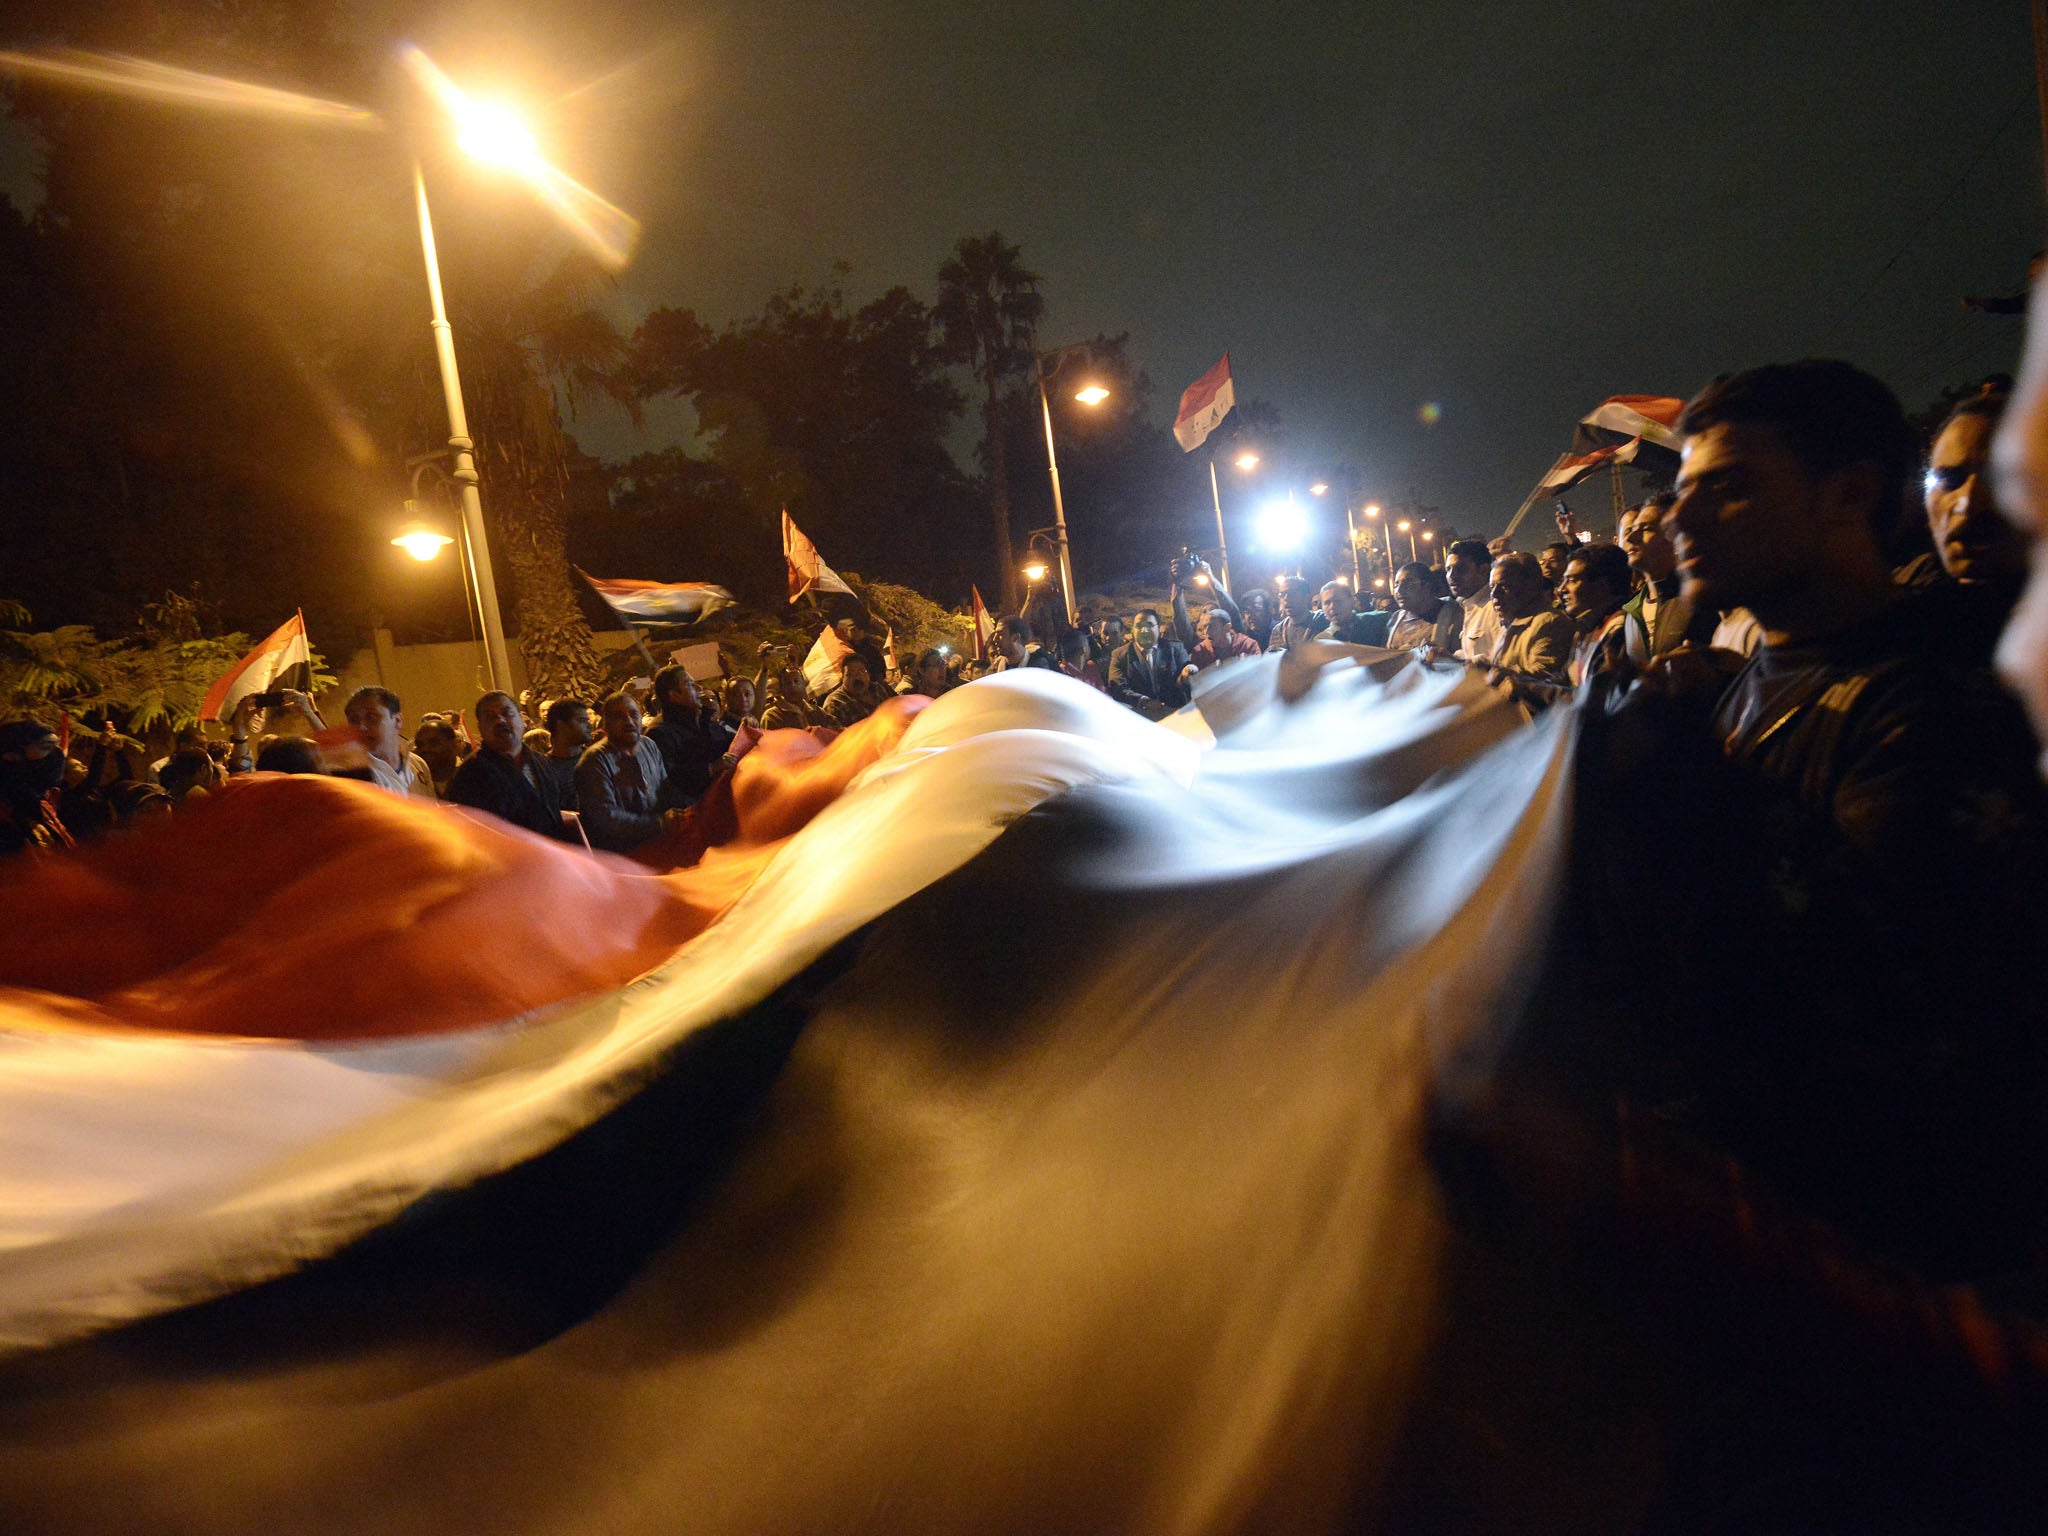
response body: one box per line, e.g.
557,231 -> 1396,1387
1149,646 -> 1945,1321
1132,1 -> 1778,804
576,569 -> 735,628
198,610 -> 310,722
971,584 -> 995,663
1173,353 -> 1237,452
802,622 -> 855,694
1573,394 -> 1685,453
783,510 -> 854,602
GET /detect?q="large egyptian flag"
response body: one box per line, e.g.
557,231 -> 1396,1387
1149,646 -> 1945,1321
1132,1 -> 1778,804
0,657 -> 2038,1530
783,510 -> 854,602
575,568 -> 735,627
1173,353 -> 1236,451
197,610 -> 310,721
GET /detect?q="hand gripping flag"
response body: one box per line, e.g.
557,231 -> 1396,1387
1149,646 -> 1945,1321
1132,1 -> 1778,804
783,511 -> 854,603
1173,354 -> 1236,452
199,610 -> 312,722
575,568 -> 736,627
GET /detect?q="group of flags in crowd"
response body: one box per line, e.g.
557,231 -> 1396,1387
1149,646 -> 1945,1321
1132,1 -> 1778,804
196,356 -> 1679,715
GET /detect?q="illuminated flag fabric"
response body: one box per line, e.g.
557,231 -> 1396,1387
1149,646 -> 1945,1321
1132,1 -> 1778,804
783,510 -> 854,602
576,569 -> 735,627
1173,353 -> 1236,452
1572,395 -> 1685,454
1530,441 -> 1637,498
971,585 -> 995,663
0,661 -> 1599,1531
198,610 -> 310,722
802,623 -> 855,694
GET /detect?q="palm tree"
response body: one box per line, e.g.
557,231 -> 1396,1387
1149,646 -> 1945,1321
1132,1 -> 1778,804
935,234 -> 1044,611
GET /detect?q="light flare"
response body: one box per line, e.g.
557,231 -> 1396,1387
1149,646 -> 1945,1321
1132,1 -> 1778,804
0,48 -> 381,127
398,44 -> 640,270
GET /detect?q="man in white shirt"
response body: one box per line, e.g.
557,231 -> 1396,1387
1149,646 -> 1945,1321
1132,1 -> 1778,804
344,686 -> 437,799
1443,539 -> 1500,661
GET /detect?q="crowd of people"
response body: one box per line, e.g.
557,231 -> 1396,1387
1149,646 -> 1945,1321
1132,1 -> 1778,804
2,355 -> 2047,1293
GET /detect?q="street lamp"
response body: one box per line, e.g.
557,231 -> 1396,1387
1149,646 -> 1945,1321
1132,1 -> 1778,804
1419,528 -> 1437,567
392,525 -> 454,561
1034,347 -> 1108,627
1234,451 -> 1261,471
1021,558 -> 1050,584
1309,481 -> 1330,497
1397,519 -> 1417,562
0,44 -> 639,698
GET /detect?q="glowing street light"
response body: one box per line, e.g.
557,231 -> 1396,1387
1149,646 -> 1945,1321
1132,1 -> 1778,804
1364,503 -> 1382,519
454,99 -> 541,171
392,526 -> 454,561
1256,497 -> 1309,552
1234,451 -> 1261,472
1021,559 -> 1050,584
1309,481 -> 1330,497
1396,519 -> 1418,561
1073,384 -> 1110,406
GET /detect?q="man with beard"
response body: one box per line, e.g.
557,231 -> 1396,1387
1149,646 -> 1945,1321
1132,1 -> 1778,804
445,692 -> 570,841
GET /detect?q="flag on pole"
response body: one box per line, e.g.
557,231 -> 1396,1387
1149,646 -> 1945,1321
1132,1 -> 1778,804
801,624 -> 855,695
199,611 -> 311,722
970,585 -> 995,664
575,569 -> 736,627
1572,395 -> 1685,454
783,511 -> 854,603
1173,354 -> 1236,452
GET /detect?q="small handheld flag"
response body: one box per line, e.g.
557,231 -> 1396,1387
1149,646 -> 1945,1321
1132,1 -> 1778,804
200,611 -> 312,722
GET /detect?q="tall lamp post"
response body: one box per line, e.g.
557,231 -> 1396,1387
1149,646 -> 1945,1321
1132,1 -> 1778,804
413,167 -> 511,692
1035,348 -> 1111,628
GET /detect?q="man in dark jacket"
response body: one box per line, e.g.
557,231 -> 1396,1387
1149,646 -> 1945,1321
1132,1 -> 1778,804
1577,360 -> 2048,1278
445,692 -> 570,841
646,665 -> 728,811
1107,610 -> 1192,719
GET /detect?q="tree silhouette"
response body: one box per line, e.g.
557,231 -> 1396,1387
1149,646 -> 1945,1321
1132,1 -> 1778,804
935,233 -> 1043,610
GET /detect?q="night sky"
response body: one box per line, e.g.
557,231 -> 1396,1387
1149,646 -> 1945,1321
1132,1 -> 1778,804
6,0 -> 2044,534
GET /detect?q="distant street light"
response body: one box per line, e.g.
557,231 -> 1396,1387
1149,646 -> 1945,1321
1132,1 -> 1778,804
1364,503 -> 1382,519
1235,451 -> 1261,471
1396,519 -> 1418,562
1309,481 -> 1330,497
1073,384 -> 1110,406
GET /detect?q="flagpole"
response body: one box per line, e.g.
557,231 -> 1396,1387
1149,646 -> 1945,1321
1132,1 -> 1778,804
1207,451 -> 1233,593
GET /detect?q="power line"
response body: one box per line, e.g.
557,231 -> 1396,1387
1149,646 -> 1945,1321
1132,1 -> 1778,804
1818,89 -> 2034,351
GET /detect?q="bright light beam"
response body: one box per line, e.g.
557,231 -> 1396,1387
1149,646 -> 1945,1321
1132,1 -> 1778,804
398,44 -> 641,270
1256,500 -> 1309,551
0,48 -> 382,128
